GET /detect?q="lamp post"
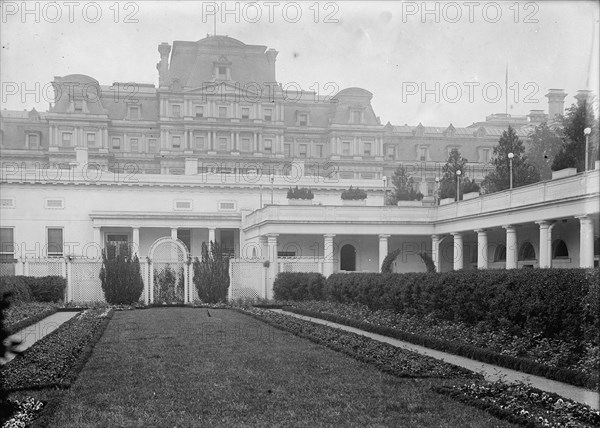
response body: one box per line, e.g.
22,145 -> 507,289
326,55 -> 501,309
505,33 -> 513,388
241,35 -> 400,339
455,170 -> 461,202
269,173 -> 274,204
584,127 -> 591,171
508,152 -> 514,189
382,175 -> 387,205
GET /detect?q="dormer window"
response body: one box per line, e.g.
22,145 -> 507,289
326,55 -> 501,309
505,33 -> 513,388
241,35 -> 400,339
299,113 -> 308,126
214,56 -> 232,81
74,100 -> 83,113
218,66 -> 227,79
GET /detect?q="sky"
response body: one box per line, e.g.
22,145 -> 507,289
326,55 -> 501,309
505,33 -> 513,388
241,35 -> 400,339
1,0 -> 599,127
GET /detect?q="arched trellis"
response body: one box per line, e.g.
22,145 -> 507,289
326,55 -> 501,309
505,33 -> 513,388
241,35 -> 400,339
147,237 -> 191,304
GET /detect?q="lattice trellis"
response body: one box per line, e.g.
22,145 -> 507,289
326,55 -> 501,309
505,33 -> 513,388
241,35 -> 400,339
28,258 -> 65,277
229,260 -> 266,301
0,262 -> 15,277
149,238 -> 188,304
70,260 -> 104,303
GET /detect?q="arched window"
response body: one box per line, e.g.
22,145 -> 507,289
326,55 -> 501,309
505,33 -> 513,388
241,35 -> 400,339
493,244 -> 506,262
340,244 -> 356,271
519,242 -> 536,261
552,239 -> 569,259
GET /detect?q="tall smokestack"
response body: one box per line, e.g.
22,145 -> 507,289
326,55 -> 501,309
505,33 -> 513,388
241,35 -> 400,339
157,42 -> 172,87
545,89 -> 567,119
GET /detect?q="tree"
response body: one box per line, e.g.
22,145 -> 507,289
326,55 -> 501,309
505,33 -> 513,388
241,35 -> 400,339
386,165 -> 423,204
99,244 -> 144,305
526,122 -> 564,180
551,97 -> 599,172
193,241 -> 230,303
481,126 -> 540,193
438,148 -> 480,200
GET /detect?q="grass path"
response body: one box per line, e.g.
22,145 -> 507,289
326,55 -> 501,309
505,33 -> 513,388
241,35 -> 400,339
49,308 -> 515,427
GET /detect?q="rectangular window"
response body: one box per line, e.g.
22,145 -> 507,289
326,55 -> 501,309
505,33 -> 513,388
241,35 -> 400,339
219,106 -> 227,118
47,228 -> 63,257
130,138 -> 139,153
172,105 -> 181,118
284,143 -> 291,157
419,147 -> 428,161
299,113 -> 308,126
62,132 -> 72,147
172,136 -> 181,149
129,106 -> 139,119
299,144 -> 307,157
387,146 -> 395,159
174,200 -> 192,211
241,138 -> 251,152
342,142 -> 351,156
106,234 -> 128,259
111,137 -> 121,150
148,139 -> 157,153
0,228 -> 14,262
1,198 -> 15,209
177,229 -> 191,252
45,198 -> 64,209
219,201 -> 236,211
241,107 -> 250,119
363,142 -> 372,156
218,66 -> 227,78
194,136 -> 205,151
195,105 -> 204,118
86,133 -> 96,147
264,139 -> 272,153
316,145 -> 324,158
264,108 -> 272,122
218,137 -> 228,151
27,134 -> 39,149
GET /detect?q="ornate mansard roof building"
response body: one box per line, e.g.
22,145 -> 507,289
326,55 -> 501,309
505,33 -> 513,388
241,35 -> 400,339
0,35 -> 575,193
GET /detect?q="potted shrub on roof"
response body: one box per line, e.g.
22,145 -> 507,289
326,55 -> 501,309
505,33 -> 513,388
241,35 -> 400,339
386,165 -> 424,206
287,186 -> 314,205
341,185 -> 367,206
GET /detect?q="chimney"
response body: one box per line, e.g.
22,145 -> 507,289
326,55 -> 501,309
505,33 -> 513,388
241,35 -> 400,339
265,48 -> 278,81
545,89 -> 567,119
157,42 -> 172,87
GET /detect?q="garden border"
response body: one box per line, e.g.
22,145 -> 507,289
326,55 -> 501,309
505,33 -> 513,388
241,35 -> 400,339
283,307 -> 597,390
6,306 -> 58,336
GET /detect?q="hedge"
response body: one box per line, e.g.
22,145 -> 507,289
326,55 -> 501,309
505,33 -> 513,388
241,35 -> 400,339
273,272 -> 325,301
0,276 -> 66,303
324,268 -> 599,343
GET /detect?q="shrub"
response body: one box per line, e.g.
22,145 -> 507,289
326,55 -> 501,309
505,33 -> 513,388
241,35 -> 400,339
0,277 -> 33,303
193,241 -> 229,303
287,186 -> 314,200
341,186 -> 367,200
419,252 -> 436,273
323,268 -> 599,343
154,264 -> 184,304
99,245 -> 144,305
381,249 -> 401,273
273,272 -> 325,301
28,276 -> 66,302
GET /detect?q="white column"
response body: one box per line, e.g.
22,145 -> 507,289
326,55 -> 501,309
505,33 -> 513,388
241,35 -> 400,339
93,226 -> 102,258
132,227 -> 140,257
451,232 -> 463,270
171,228 -> 178,240
378,234 -> 390,272
504,225 -> 518,269
536,221 -> 550,268
208,228 -> 216,244
431,235 -> 441,272
475,229 -> 488,269
266,234 -> 278,299
323,234 -> 335,277
577,216 -> 595,268
547,223 -> 556,268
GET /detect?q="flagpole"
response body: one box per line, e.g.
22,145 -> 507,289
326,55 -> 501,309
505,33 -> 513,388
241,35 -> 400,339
505,63 -> 508,115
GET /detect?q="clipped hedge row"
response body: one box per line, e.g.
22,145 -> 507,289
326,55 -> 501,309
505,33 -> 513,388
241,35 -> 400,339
273,272 -> 325,301
0,276 -> 66,303
324,269 -> 599,343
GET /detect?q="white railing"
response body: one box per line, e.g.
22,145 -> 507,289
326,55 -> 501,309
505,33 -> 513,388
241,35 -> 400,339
277,257 -> 324,274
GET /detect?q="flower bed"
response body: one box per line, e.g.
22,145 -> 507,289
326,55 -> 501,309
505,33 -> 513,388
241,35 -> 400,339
4,302 -> 59,335
282,301 -> 598,389
434,381 -> 600,428
237,307 -> 480,380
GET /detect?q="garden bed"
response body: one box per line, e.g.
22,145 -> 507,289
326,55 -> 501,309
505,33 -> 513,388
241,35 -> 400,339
435,381 -> 600,428
2,308 -> 114,427
282,301 -> 598,390
237,307 -> 480,380
4,302 -> 59,335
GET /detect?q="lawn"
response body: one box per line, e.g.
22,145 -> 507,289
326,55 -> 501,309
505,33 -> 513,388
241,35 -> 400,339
48,308 -> 516,427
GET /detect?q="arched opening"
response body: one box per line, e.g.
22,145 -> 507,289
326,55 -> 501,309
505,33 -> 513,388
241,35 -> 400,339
340,244 -> 356,271
519,242 -> 536,261
552,239 -> 569,259
493,244 -> 506,262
